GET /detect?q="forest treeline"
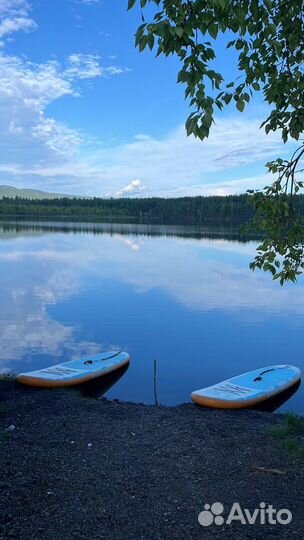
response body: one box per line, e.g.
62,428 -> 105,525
1,194 -> 304,225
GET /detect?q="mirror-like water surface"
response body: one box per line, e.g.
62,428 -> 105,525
0,220 -> 303,413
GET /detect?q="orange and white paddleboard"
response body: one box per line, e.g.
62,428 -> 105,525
191,365 -> 301,409
17,351 -> 130,388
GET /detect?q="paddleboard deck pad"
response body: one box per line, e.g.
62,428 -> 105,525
191,364 -> 301,409
17,351 -> 130,388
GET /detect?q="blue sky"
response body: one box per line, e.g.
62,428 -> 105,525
0,0 -> 292,197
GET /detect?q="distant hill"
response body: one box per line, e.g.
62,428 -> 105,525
0,185 -> 73,200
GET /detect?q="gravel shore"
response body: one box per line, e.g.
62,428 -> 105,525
0,380 -> 303,540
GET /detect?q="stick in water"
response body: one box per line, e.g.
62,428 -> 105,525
154,359 -> 159,406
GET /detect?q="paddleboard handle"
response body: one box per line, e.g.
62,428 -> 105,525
254,368 -> 275,382
83,351 -> 123,366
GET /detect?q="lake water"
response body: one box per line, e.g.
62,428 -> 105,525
0,220 -> 303,413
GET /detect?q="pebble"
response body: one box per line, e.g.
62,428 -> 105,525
5,425 -> 16,432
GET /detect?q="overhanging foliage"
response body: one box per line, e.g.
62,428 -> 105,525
129,0 -> 304,284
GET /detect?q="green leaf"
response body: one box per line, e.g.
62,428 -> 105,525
138,35 -> 147,52
208,23 -> 218,39
127,0 -> 136,10
185,116 -> 195,136
217,0 -> 227,8
198,125 -> 210,139
147,33 -> 154,50
223,93 -> 232,105
174,26 -> 184,38
135,23 -> 146,46
252,82 -> 260,91
235,39 -> 244,50
236,99 -> 245,112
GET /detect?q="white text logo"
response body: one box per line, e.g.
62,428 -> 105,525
198,502 -> 292,527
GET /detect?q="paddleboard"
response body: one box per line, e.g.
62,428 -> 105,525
191,364 -> 301,409
17,351 -> 130,388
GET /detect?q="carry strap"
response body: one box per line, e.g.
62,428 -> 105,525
84,351 -> 122,365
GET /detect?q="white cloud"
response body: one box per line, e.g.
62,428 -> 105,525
0,109 -> 292,196
66,53 -> 102,79
66,118 -> 286,197
0,52 -> 128,176
0,1 -> 294,198
0,0 -> 36,42
0,15 -> 35,39
116,179 -> 146,197
134,134 -> 151,141
64,53 -> 129,80
158,173 -> 271,197
65,53 -> 127,80
0,54 -> 81,166
0,0 -> 27,14
0,1 -> 130,191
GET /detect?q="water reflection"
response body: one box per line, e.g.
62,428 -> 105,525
0,220 -> 258,242
76,363 -> 130,399
0,220 -> 303,412
252,380 -> 302,413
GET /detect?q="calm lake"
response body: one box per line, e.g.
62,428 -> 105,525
1,220 -> 303,413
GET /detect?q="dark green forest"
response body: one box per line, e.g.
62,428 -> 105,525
1,194 -> 304,226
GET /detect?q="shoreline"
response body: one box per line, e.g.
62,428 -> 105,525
1,380 -> 304,539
